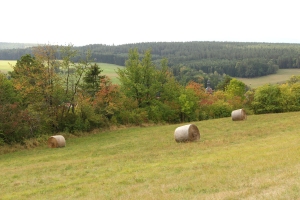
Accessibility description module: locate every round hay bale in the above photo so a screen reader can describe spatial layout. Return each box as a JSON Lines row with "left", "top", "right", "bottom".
{"left": 231, "top": 108, "right": 247, "bottom": 121}
{"left": 174, "top": 124, "right": 200, "bottom": 142}
{"left": 47, "top": 135, "right": 66, "bottom": 148}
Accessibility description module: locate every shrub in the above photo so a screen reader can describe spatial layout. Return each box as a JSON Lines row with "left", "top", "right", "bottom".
{"left": 205, "top": 100, "right": 232, "bottom": 119}
{"left": 252, "top": 84, "right": 283, "bottom": 114}
{"left": 0, "top": 104, "right": 41, "bottom": 144}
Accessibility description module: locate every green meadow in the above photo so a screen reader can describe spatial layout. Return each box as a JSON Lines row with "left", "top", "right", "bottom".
{"left": 236, "top": 69, "right": 300, "bottom": 88}
{"left": 0, "top": 60, "right": 124, "bottom": 84}
{"left": 0, "top": 112, "right": 300, "bottom": 199}
{"left": 95, "top": 62, "right": 124, "bottom": 84}
{"left": 0, "top": 60, "right": 16, "bottom": 73}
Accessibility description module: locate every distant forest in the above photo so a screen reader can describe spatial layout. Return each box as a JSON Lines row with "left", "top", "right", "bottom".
{"left": 1, "top": 41, "right": 300, "bottom": 86}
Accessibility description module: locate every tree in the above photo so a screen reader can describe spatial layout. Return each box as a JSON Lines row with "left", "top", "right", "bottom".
{"left": 216, "top": 75, "right": 232, "bottom": 91}
{"left": 10, "top": 44, "right": 96, "bottom": 134}
{"left": 0, "top": 73, "right": 23, "bottom": 143}
{"left": 225, "top": 78, "right": 246, "bottom": 99}
{"left": 83, "top": 63, "right": 105, "bottom": 97}
{"left": 117, "top": 49, "right": 185, "bottom": 123}
{"left": 10, "top": 54, "right": 45, "bottom": 105}
{"left": 150, "top": 59, "right": 183, "bottom": 123}
{"left": 2, "top": 50, "right": 57, "bottom": 142}
{"left": 93, "top": 77, "right": 121, "bottom": 122}
{"left": 0, "top": 73, "right": 20, "bottom": 105}
{"left": 117, "top": 49, "right": 158, "bottom": 108}
{"left": 225, "top": 78, "right": 247, "bottom": 109}
{"left": 252, "top": 84, "right": 282, "bottom": 114}
{"left": 56, "top": 45, "right": 97, "bottom": 132}
{"left": 179, "top": 88, "right": 198, "bottom": 122}
{"left": 11, "top": 46, "right": 62, "bottom": 133}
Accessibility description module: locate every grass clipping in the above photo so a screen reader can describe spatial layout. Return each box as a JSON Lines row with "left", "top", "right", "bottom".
{"left": 174, "top": 124, "right": 200, "bottom": 142}
{"left": 47, "top": 135, "right": 66, "bottom": 148}
{"left": 231, "top": 108, "right": 247, "bottom": 121}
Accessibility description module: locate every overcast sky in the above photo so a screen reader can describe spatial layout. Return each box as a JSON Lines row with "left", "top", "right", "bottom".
{"left": 1, "top": 0, "right": 299, "bottom": 46}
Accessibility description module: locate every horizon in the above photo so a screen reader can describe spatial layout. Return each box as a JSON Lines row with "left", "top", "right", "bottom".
{"left": 1, "top": 40, "right": 300, "bottom": 48}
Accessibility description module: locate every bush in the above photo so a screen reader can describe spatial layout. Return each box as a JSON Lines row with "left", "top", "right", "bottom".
{"left": 204, "top": 100, "right": 232, "bottom": 119}
{"left": 116, "top": 108, "right": 148, "bottom": 125}
{"left": 252, "top": 84, "right": 283, "bottom": 114}
{"left": 0, "top": 104, "right": 42, "bottom": 144}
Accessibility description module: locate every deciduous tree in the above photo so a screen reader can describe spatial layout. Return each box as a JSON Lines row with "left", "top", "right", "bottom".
{"left": 117, "top": 49, "right": 157, "bottom": 108}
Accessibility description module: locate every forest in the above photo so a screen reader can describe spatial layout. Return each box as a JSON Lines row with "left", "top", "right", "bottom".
{"left": 1, "top": 41, "right": 300, "bottom": 87}
{"left": 1, "top": 43, "right": 300, "bottom": 145}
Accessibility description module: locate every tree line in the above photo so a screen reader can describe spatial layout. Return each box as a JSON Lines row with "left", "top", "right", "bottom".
{"left": 1, "top": 42, "right": 300, "bottom": 84}
{"left": 1, "top": 44, "right": 300, "bottom": 145}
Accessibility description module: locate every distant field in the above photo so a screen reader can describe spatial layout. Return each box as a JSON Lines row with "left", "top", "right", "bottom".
{"left": 0, "top": 60, "right": 124, "bottom": 84}
{"left": 236, "top": 69, "right": 300, "bottom": 88}
{"left": 0, "top": 60, "right": 16, "bottom": 73}
{"left": 96, "top": 62, "right": 124, "bottom": 84}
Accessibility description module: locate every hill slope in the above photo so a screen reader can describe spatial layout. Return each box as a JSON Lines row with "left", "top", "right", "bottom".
{"left": 1, "top": 112, "right": 299, "bottom": 199}
{"left": 236, "top": 68, "right": 300, "bottom": 88}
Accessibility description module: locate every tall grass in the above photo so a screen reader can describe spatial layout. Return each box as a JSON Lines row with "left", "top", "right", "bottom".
{"left": 1, "top": 112, "right": 299, "bottom": 199}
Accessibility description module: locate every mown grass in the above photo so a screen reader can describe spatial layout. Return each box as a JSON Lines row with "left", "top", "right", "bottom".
{"left": 0, "top": 112, "right": 300, "bottom": 199}
{"left": 0, "top": 60, "right": 124, "bottom": 84}
{"left": 236, "top": 69, "right": 300, "bottom": 88}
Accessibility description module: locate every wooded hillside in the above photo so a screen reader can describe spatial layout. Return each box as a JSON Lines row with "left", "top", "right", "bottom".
{"left": 1, "top": 41, "right": 300, "bottom": 82}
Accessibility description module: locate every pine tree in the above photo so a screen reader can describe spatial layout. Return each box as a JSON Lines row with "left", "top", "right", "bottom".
{"left": 83, "top": 63, "right": 105, "bottom": 97}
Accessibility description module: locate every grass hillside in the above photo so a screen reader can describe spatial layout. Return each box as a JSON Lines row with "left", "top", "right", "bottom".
{"left": 236, "top": 69, "right": 300, "bottom": 88}
{"left": 97, "top": 62, "right": 124, "bottom": 84}
{"left": 1, "top": 112, "right": 299, "bottom": 199}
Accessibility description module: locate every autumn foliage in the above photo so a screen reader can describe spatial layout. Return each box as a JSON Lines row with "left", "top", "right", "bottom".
{"left": 2, "top": 45, "right": 300, "bottom": 144}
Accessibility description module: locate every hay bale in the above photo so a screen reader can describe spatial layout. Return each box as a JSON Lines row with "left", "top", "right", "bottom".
{"left": 47, "top": 135, "right": 66, "bottom": 148}
{"left": 231, "top": 108, "right": 247, "bottom": 121}
{"left": 174, "top": 124, "right": 200, "bottom": 142}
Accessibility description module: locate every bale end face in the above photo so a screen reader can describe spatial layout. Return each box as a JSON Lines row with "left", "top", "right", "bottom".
{"left": 187, "top": 124, "right": 200, "bottom": 141}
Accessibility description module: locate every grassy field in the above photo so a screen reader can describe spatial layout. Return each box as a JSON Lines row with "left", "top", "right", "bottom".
{"left": 0, "top": 112, "right": 300, "bottom": 199}
{"left": 236, "top": 69, "right": 300, "bottom": 88}
{"left": 96, "top": 62, "right": 124, "bottom": 84}
{"left": 0, "top": 60, "right": 16, "bottom": 73}
{"left": 0, "top": 60, "right": 124, "bottom": 84}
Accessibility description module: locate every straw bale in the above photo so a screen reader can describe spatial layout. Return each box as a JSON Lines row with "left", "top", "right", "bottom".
{"left": 231, "top": 108, "right": 247, "bottom": 121}
{"left": 174, "top": 124, "right": 200, "bottom": 142}
{"left": 47, "top": 135, "right": 66, "bottom": 148}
